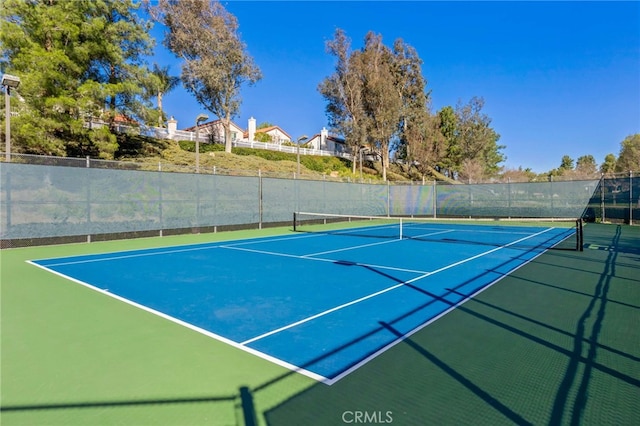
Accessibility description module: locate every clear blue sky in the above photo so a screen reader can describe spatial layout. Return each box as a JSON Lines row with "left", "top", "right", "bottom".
{"left": 150, "top": 1, "right": 640, "bottom": 174}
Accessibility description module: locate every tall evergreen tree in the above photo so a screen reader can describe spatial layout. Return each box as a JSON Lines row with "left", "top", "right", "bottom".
{"left": 437, "top": 106, "right": 458, "bottom": 178}
{"left": 600, "top": 153, "right": 617, "bottom": 175}
{"left": 454, "top": 97, "right": 504, "bottom": 179}
{"left": 615, "top": 134, "right": 640, "bottom": 172}
{"left": 575, "top": 154, "right": 598, "bottom": 176}
{"left": 1, "top": 0, "right": 156, "bottom": 158}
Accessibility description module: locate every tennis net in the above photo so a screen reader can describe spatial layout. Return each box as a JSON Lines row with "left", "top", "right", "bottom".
{"left": 293, "top": 212, "right": 584, "bottom": 251}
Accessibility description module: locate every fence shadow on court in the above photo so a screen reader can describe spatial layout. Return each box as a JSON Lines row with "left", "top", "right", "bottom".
{"left": 259, "top": 224, "right": 639, "bottom": 425}
{"left": 3, "top": 226, "right": 637, "bottom": 425}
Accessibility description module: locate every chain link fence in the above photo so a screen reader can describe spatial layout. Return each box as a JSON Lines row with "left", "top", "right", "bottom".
{"left": 1, "top": 154, "right": 627, "bottom": 248}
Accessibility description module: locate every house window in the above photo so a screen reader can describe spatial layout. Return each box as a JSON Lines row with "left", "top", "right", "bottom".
{"left": 231, "top": 131, "right": 237, "bottom": 141}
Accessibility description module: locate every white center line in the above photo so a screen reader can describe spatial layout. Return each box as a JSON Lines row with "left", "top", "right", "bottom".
{"left": 240, "top": 227, "right": 555, "bottom": 345}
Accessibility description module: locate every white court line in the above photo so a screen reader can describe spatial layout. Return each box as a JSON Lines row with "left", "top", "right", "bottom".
{"left": 326, "top": 225, "right": 577, "bottom": 385}
{"left": 40, "top": 244, "right": 223, "bottom": 267}
{"left": 240, "top": 227, "right": 555, "bottom": 346}
{"left": 26, "top": 259, "right": 331, "bottom": 384}
{"left": 303, "top": 229, "right": 455, "bottom": 258}
{"left": 221, "top": 245, "right": 431, "bottom": 275}
{"left": 27, "top": 225, "right": 563, "bottom": 386}
{"left": 36, "top": 232, "right": 323, "bottom": 267}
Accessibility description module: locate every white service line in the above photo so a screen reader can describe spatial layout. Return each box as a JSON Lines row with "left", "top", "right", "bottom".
{"left": 221, "top": 245, "right": 431, "bottom": 275}
{"left": 302, "top": 229, "right": 455, "bottom": 258}
{"left": 240, "top": 227, "right": 556, "bottom": 345}
{"left": 36, "top": 232, "right": 323, "bottom": 267}
{"left": 40, "top": 244, "right": 222, "bottom": 267}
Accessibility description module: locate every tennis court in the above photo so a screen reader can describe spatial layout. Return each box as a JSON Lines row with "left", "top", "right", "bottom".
{"left": 2, "top": 161, "right": 639, "bottom": 425}
{"left": 29, "top": 217, "right": 580, "bottom": 383}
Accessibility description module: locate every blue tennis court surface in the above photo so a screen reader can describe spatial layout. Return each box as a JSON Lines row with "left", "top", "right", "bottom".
{"left": 29, "top": 222, "right": 576, "bottom": 384}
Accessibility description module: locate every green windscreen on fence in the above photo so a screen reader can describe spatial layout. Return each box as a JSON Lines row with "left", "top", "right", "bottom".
{"left": 1, "top": 162, "right": 604, "bottom": 244}
{"left": 586, "top": 173, "right": 639, "bottom": 224}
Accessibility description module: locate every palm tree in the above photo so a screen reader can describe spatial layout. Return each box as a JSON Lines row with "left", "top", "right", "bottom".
{"left": 151, "top": 63, "right": 180, "bottom": 127}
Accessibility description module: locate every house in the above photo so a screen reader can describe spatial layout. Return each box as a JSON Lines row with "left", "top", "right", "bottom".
{"left": 182, "top": 118, "right": 245, "bottom": 143}
{"left": 243, "top": 117, "right": 292, "bottom": 144}
{"left": 306, "top": 127, "right": 348, "bottom": 154}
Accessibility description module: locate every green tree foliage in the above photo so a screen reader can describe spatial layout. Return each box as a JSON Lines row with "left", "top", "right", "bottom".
{"left": 320, "top": 29, "right": 431, "bottom": 181}
{"left": 600, "top": 153, "right": 617, "bottom": 175}
{"left": 254, "top": 132, "right": 272, "bottom": 143}
{"left": 575, "top": 154, "right": 598, "bottom": 177}
{"left": 318, "top": 29, "right": 367, "bottom": 174}
{"left": 392, "top": 38, "right": 430, "bottom": 156}
{"left": 1, "top": 0, "right": 156, "bottom": 158}
{"left": 154, "top": 0, "right": 262, "bottom": 153}
{"left": 615, "top": 134, "right": 640, "bottom": 172}
{"left": 437, "top": 106, "right": 458, "bottom": 177}
{"left": 319, "top": 29, "right": 503, "bottom": 182}
{"left": 359, "top": 32, "right": 402, "bottom": 181}
{"left": 559, "top": 155, "right": 575, "bottom": 171}
{"left": 150, "top": 63, "right": 180, "bottom": 127}
{"left": 454, "top": 97, "right": 504, "bottom": 180}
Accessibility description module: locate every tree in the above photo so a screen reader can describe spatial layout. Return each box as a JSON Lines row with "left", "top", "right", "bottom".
{"left": 89, "top": 0, "right": 156, "bottom": 130}
{"left": 151, "top": 64, "right": 180, "bottom": 127}
{"left": 154, "top": 0, "right": 262, "bottom": 153}
{"left": 559, "top": 155, "right": 574, "bottom": 171}
{"left": 615, "top": 134, "right": 640, "bottom": 172}
{"left": 359, "top": 32, "right": 402, "bottom": 181}
{"left": 600, "top": 153, "right": 617, "bottom": 175}
{"left": 575, "top": 154, "right": 598, "bottom": 177}
{"left": 318, "top": 29, "right": 367, "bottom": 174}
{"left": 437, "top": 106, "right": 458, "bottom": 178}
{"left": 392, "top": 38, "right": 430, "bottom": 159}
{"left": 1, "top": 0, "right": 156, "bottom": 158}
{"left": 502, "top": 167, "right": 536, "bottom": 183}
{"left": 454, "top": 97, "right": 504, "bottom": 179}
{"left": 403, "top": 109, "right": 445, "bottom": 180}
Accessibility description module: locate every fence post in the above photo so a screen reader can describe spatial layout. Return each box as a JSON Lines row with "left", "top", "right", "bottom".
{"left": 4, "top": 172, "right": 11, "bottom": 235}
{"left": 600, "top": 173, "right": 605, "bottom": 223}
{"left": 630, "top": 171, "right": 634, "bottom": 226}
{"left": 550, "top": 175, "right": 554, "bottom": 218}
{"left": 86, "top": 167, "right": 91, "bottom": 243}
{"left": 386, "top": 181, "right": 391, "bottom": 217}
{"left": 433, "top": 180, "right": 437, "bottom": 218}
{"left": 507, "top": 177, "right": 512, "bottom": 219}
{"left": 158, "top": 169, "right": 163, "bottom": 237}
{"left": 258, "top": 169, "right": 263, "bottom": 230}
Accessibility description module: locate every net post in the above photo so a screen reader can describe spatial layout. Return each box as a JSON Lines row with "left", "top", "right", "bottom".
{"left": 579, "top": 219, "right": 584, "bottom": 251}
{"left": 293, "top": 212, "right": 297, "bottom": 232}
{"left": 399, "top": 217, "right": 403, "bottom": 240}
{"left": 575, "top": 218, "right": 583, "bottom": 251}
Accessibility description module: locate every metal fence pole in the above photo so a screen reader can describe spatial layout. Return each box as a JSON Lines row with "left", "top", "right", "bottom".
{"left": 600, "top": 174, "right": 605, "bottom": 223}
{"left": 630, "top": 171, "right": 634, "bottom": 225}
{"left": 158, "top": 169, "right": 163, "bottom": 237}
{"left": 507, "top": 177, "right": 512, "bottom": 219}
{"left": 433, "top": 180, "right": 437, "bottom": 218}
{"left": 4, "top": 171, "right": 11, "bottom": 234}
{"left": 386, "top": 181, "right": 390, "bottom": 217}
{"left": 258, "top": 169, "right": 263, "bottom": 230}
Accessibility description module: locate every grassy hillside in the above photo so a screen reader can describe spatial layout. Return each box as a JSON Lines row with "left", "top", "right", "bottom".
{"left": 112, "top": 134, "right": 457, "bottom": 182}
{"left": 113, "top": 134, "right": 387, "bottom": 181}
